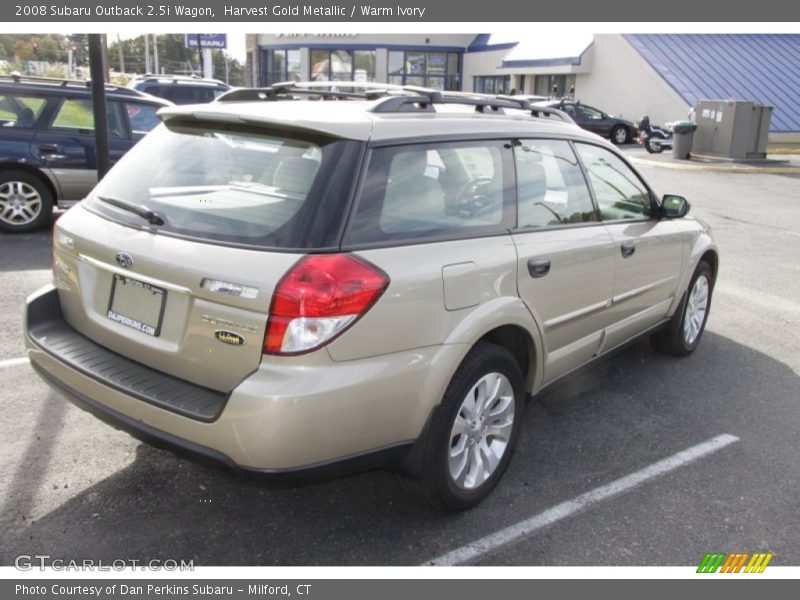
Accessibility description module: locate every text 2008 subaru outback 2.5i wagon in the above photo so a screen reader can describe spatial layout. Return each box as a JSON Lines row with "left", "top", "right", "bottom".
{"left": 25, "top": 83, "right": 718, "bottom": 510}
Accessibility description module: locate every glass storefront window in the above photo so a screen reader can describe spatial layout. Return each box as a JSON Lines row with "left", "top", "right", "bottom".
{"left": 330, "top": 50, "right": 353, "bottom": 81}
{"left": 387, "top": 50, "right": 462, "bottom": 90}
{"left": 534, "top": 74, "right": 576, "bottom": 97}
{"left": 448, "top": 54, "right": 459, "bottom": 77}
{"left": 311, "top": 49, "right": 374, "bottom": 82}
{"left": 264, "top": 49, "right": 302, "bottom": 84}
{"left": 287, "top": 50, "right": 301, "bottom": 81}
{"left": 388, "top": 51, "right": 404, "bottom": 76}
{"left": 474, "top": 76, "right": 510, "bottom": 94}
{"left": 406, "top": 52, "right": 426, "bottom": 76}
{"left": 310, "top": 49, "right": 329, "bottom": 80}
{"left": 426, "top": 53, "right": 447, "bottom": 76}
{"left": 354, "top": 50, "right": 376, "bottom": 82}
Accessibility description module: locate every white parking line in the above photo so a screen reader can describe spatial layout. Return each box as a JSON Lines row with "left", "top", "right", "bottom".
{"left": 426, "top": 433, "right": 740, "bottom": 566}
{"left": 0, "top": 356, "right": 29, "bottom": 369}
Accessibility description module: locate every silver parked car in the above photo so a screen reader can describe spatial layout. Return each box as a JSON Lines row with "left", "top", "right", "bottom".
{"left": 25, "top": 83, "right": 718, "bottom": 510}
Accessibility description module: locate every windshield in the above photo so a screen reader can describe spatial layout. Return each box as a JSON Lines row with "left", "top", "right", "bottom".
{"left": 86, "top": 122, "right": 362, "bottom": 249}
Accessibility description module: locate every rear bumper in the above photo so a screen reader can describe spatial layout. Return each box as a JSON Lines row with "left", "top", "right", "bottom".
{"left": 29, "top": 361, "right": 411, "bottom": 480}
{"left": 26, "top": 285, "right": 464, "bottom": 474}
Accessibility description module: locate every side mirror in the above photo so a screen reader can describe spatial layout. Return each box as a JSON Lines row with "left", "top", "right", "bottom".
{"left": 661, "top": 194, "right": 690, "bottom": 218}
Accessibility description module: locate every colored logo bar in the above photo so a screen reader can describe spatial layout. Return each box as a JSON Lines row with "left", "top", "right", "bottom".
{"left": 697, "top": 552, "right": 773, "bottom": 573}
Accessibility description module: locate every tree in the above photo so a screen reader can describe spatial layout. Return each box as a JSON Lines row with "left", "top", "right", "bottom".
{"left": 105, "top": 34, "right": 245, "bottom": 85}
{"left": 10, "top": 35, "right": 65, "bottom": 62}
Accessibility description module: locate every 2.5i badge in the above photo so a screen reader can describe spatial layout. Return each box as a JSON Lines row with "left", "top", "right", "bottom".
{"left": 214, "top": 330, "right": 245, "bottom": 346}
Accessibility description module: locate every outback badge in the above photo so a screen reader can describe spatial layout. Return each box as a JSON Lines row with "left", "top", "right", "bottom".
{"left": 215, "top": 330, "right": 245, "bottom": 346}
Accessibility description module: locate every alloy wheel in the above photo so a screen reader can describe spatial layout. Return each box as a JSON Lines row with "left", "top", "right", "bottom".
{"left": 448, "top": 372, "right": 515, "bottom": 490}
{"left": 0, "top": 181, "right": 42, "bottom": 226}
{"left": 683, "top": 274, "right": 710, "bottom": 346}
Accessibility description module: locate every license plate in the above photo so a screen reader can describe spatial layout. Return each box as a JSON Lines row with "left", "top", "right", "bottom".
{"left": 107, "top": 274, "right": 167, "bottom": 337}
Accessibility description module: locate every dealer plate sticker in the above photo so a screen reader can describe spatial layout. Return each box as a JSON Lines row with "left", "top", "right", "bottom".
{"left": 107, "top": 274, "right": 167, "bottom": 337}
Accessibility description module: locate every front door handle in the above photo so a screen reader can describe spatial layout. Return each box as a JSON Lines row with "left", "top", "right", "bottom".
{"left": 527, "top": 258, "right": 551, "bottom": 278}
{"left": 621, "top": 241, "right": 636, "bottom": 258}
{"left": 38, "top": 143, "right": 60, "bottom": 154}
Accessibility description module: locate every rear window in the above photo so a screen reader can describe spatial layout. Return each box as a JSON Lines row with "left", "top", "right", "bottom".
{"left": 0, "top": 93, "right": 47, "bottom": 128}
{"left": 85, "top": 122, "right": 362, "bottom": 249}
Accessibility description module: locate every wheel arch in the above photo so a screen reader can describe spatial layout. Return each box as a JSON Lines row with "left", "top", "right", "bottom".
{"left": 475, "top": 325, "right": 537, "bottom": 393}
{"left": 442, "top": 296, "right": 544, "bottom": 396}
{"left": 668, "top": 233, "right": 719, "bottom": 316}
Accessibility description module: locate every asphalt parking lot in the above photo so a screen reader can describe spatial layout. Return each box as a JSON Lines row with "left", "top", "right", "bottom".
{"left": 1, "top": 156, "right": 798, "bottom": 567}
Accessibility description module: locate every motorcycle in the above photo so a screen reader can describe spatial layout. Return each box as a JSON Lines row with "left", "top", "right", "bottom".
{"left": 637, "top": 116, "right": 673, "bottom": 154}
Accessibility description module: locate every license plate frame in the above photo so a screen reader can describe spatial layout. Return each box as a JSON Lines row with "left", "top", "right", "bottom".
{"left": 107, "top": 273, "right": 167, "bottom": 337}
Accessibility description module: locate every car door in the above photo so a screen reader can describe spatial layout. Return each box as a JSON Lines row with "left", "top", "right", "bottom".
{"left": 32, "top": 97, "right": 131, "bottom": 200}
{"left": 574, "top": 143, "right": 685, "bottom": 351}
{"left": 511, "top": 139, "right": 617, "bottom": 384}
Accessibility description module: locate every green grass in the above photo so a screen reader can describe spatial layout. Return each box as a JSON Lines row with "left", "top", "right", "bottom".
{"left": 52, "top": 99, "right": 95, "bottom": 129}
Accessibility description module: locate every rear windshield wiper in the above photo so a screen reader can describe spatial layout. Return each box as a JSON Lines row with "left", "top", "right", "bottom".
{"left": 96, "top": 196, "right": 166, "bottom": 226}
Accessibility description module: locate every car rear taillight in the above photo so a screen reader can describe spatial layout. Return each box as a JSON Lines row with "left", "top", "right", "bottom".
{"left": 263, "top": 254, "right": 389, "bottom": 355}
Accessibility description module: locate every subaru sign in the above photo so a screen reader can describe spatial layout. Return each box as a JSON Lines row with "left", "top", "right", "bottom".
{"left": 185, "top": 34, "right": 227, "bottom": 50}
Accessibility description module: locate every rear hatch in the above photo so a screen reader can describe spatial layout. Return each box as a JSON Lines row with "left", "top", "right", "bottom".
{"left": 52, "top": 117, "right": 363, "bottom": 392}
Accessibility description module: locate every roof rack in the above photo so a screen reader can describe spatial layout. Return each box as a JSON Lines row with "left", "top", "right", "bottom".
{"left": 215, "top": 81, "right": 574, "bottom": 123}
{"left": 370, "top": 88, "right": 573, "bottom": 122}
{"left": 133, "top": 74, "right": 227, "bottom": 85}
{"left": 0, "top": 73, "right": 143, "bottom": 96}
{"left": 217, "top": 81, "right": 397, "bottom": 103}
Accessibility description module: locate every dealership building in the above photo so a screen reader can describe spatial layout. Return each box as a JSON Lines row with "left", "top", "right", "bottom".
{"left": 245, "top": 33, "right": 800, "bottom": 142}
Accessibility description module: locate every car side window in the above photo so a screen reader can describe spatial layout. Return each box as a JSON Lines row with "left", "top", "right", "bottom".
{"left": 577, "top": 105, "right": 603, "bottom": 120}
{"left": 576, "top": 143, "right": 653, "bottom": 220}
{"left": 560, "top": 104, "right": 577, "bottom": 117}
{"left": 515, "top": 139, "right": 597, "bottom": 228}
{"left": 347, "top": 140, "right": 514, "bottom": 244}
{"left": 51, "top": 98, "right": 128, "bottom": 138}
{"left": 125, "top": 103, "right": 161, "bottom": 139}
{"left": 0, "top": 93, "right": 47, "bottom": 128}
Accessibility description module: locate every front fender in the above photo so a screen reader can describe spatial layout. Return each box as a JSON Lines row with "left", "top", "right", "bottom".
{"left": 668, "top": 225, "right": 719, "bottom": 316}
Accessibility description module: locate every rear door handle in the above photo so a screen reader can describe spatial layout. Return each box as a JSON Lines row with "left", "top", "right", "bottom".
{"left": 527, "top": 258, "right": 551, "bottom": 278}
{"left": 621, "top": 241, "right": 636, "bottom": 258}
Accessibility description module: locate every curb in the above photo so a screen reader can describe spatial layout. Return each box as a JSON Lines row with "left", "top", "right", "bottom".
{"left": 628, "top": 156, "right": 800, "bottom": 174}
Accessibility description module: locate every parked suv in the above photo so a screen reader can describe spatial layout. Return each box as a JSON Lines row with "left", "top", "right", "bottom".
{"left": 25, "top": 83, "right": 718, "bottom": 510}
{"left": 0, "top": 74, "right": 171, "bottom": 232}
{"left": 128, "top": 75, "right": 231, "bottom": 105}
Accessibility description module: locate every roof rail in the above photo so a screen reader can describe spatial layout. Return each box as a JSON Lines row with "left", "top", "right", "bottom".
{"left": 217, "top": 80, "right": 401, "bottom": 103}
{"left": 214, "top": 80, "right": 574, "bottom": 123}
{"left": 373, "top": 89, "right": 575, "bottom": 123}
{"left": 0, "top": 73, "right": 143, "bottom": 96}
{"left": 134, "top": 73, "right": 227, "bottom": 85}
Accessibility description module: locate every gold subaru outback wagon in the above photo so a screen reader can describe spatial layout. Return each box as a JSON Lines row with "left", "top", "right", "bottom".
{"left": 25, "top": 83, "right": 718, "bottom": 510}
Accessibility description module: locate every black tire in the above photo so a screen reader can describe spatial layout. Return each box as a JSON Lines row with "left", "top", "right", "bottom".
{"left": 0, "top": 170, "right": 54, "bottom": 233}
{"left": 645, "top": 137, "right": 665, "bottom": 154}
{"left": 652, "top": 261, "right": 714, "bottom": 356}
{"left": 400, "top": 342, "right": 524, "bottom": 511}
{"left": 611, "top": 125, "right": 630, "bottom": 145}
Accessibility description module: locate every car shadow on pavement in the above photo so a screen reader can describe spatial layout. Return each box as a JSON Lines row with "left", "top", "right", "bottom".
{"left": 1, "top": 331, "right": 798, "bottom": 566}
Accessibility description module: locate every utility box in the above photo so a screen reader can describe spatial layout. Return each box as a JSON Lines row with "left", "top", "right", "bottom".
{"left": 692, "top": 100, "right": 773, "bottom": 159}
